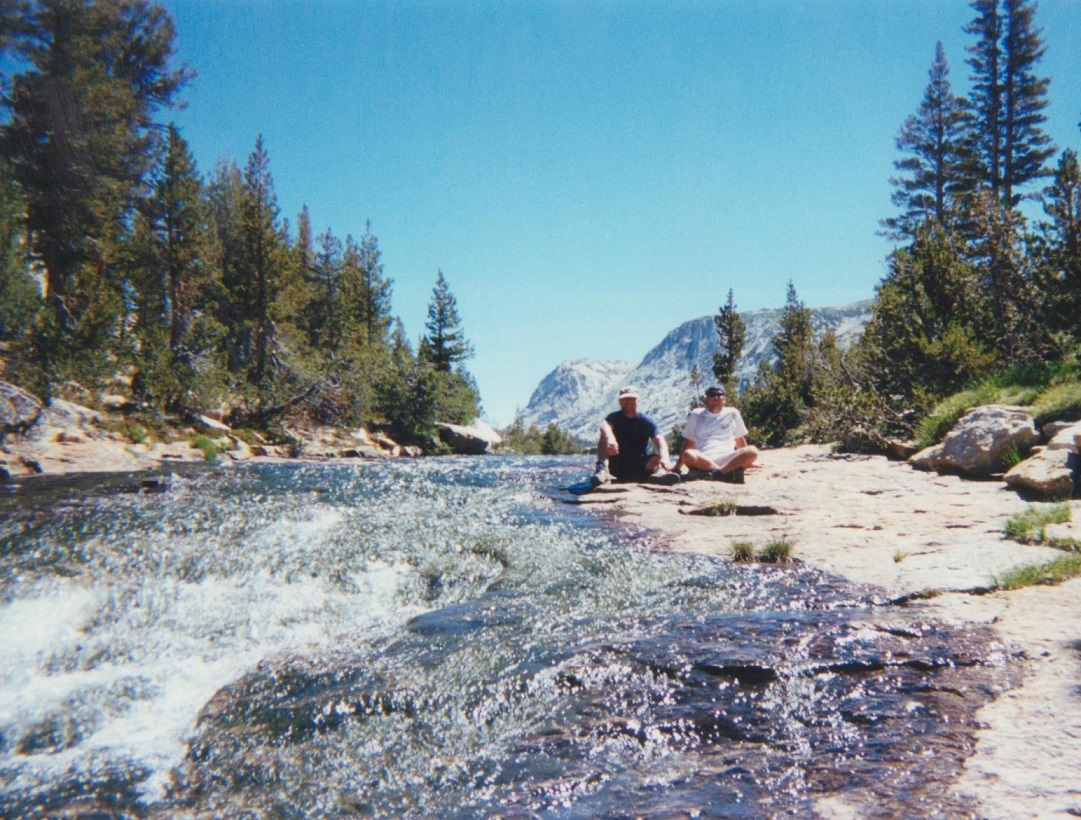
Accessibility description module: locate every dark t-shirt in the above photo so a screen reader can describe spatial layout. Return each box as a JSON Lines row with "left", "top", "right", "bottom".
{"left": 605, "top": 410, "right": 659, "bottom": 480}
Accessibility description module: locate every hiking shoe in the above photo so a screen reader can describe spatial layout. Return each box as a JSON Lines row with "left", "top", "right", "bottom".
{"left": 711, "top": 468, "right": 745, "bottom": 484}
{"left": 589, "top": 464, "right": 611, "bottom": 487}
{"left": 653, "top": 471, "right": 681, "bottom": 486}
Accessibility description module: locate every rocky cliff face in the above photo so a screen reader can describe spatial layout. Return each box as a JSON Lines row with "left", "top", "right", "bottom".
{"left": 518, "top": 300, "right": 873, "bottom": 441}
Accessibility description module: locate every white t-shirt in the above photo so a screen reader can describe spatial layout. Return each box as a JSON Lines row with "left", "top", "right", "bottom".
{"left": 683, "top": 406, "right": 748, "bottom": 460}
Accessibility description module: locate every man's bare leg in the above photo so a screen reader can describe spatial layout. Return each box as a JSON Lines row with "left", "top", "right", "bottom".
{"left": 679, "top": 446, "right": 758, "bottom": 474}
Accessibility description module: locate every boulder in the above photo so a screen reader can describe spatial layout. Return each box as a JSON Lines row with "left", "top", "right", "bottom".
{"left": 1003, "top": 421, "right": 1081, "bottom": 499}
{"left": 195, "top": 414, "right": 233, "bottom": 434}
{"left": 910, "top": 405, "right": 1040, "bottom": 477}
{"left": 0, "top": 380, "right": 43, "bottom": 434}
{"left": 436, "top": 420, "right": 502, "bottom": 455}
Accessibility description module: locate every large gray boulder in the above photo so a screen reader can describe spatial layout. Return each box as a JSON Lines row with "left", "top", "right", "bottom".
{"left": 0, "top": 380, "right": 43, "bottom": 434}
{"left": 910, "top": 405, "right": 1040, "bottom": 477}
{"left": 436, "top": 420, "right": 502, "bottom": 455}
{"left": 1003, "top": 421, "right": 1081, "bottom": 499}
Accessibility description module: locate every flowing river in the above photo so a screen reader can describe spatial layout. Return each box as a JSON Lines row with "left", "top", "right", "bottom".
{"left": 0, "top": 456, "right": 1015, "bottom": 817}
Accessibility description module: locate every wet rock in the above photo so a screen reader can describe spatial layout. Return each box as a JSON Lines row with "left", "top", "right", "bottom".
{"left": 910, "top": 405, "right": 1040, "bottom": 477}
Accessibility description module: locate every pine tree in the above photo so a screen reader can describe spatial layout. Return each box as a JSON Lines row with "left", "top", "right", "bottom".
{"left": 156, "top": 125, "right": 212, "bottom": 354}
{"left": 963, "top": 0, "right": 1054, "bottom": 208}
{"left": 307, "top": 226, "right": 342, "bottom": 348}
{"left": 883, "top": 42, "right": 969, "bottom": 240}
{"left": 239, "top": 135, "right": 287, "bottom": 384}
{"left": 860, "top": 222, "right": 993, "bottom": 404}
{"left": 773, "top": 281, "right": 814, "bottom": 394}
{"left": 419, "top": 270, "right": 473, "bottom": 372}
{"left": 127, "top": 124, "right": 221, "bottom": 410}
{"left": 356, "top": 222, "right": 393, "bottom": 348}
{"left": 206, "top": 157, "right": 247, "bottom": 374}
{"left": 0, "top": 157, "right": 38, "bottom": 343}
{"left": 712, "top": 288, "right": 745, "bottom": 395}
{"left": 1035, "top": 148, "right": 1081, "bottom": 337}
{"left": 1, "top": 0, "right": 190, "bottom": 380}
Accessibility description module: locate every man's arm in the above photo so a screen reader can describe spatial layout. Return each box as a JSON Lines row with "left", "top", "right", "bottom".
{"left": 652, "top": 434, "right": 673, "bottom": 470}
{"left": 599, "top": 420, "right": 619, "bottom": 456}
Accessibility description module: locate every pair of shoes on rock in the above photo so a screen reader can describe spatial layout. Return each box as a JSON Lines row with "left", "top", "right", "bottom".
{"left": 589, "top": 463, "right": 611, "bottom": 487}
{"left": 710, "top": 468, "right": 745, "bottom": 484}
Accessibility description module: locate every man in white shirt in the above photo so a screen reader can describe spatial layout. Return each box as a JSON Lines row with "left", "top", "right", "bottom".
{"left": 675, "top": 384, "right": 758, "bottom": 482}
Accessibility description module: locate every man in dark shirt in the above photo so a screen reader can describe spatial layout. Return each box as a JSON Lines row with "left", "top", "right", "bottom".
{"left": 591, "top": 386, "right": 678, "bottom": 486}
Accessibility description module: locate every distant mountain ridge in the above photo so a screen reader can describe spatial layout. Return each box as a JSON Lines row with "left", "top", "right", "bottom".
{"left": 518, "top": 300, "right": 873, "bottom": 441}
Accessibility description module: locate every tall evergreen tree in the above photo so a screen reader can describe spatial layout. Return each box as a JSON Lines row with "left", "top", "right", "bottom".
{"left": 712, "top": 288, "right": 745, "bottom": 395}
{"left": 0, "top": 157, "right": 38, "bottom": 343}
{"left": 963, "top": 0, "right": 1054, "bottom": 208}
{"left": 238, "top": 135, "right": 287, "bottom": 384}
{"left": 419, "top": 270, "right": 473, "bottom": 372}
{"left": 127, "top": 123, "right": 221, "bottom": 409}
{"left": 1, "top": 0, "right": 190, "bottom": 379}
{"left": 354, "top": 222, "right": 393, "bottom": 348}
{"left": 155, "top": 124, "right": 212, "bottom": 354}
{"left": 205, "top": 157, "right": 247, "bottom": 374}
{"left": 883, "top": 42, "right": 969, "bottom": 240}
{"left": 1035, "top": 148, "right": 1081, "bottom": 337}
{"left": 773, "top": 281, "right": 814, "bottom": 395}
{"left": 307, "top": 226, "right": 342, "bottom": 348}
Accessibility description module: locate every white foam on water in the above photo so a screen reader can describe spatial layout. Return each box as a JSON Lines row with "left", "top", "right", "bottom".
{"left": 1, "top": 547, "right": 421, "bottom": 803}
{"left": 0, "top": 584, "right": 102, "bottom": 720}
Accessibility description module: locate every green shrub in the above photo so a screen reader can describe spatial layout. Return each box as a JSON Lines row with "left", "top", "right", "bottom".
{"left": 190, "top": 434, "right": 229, "bottom": 462}
{"left": 121, "top": 420, "right": 149, "bottom": 445}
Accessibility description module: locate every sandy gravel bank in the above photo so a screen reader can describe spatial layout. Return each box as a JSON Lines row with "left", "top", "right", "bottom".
{"left": 576, "top": 444, "right": 1081, "bottom": 819}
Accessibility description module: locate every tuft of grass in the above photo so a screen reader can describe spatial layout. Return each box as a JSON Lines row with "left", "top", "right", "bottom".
{"left": 731, "top": 541, "right": 755, "bottom": 562}
{"left": 1030, "top": 382, "right": 1081, "bottom": 426}
{"left": 1001, "top": 444, "right": 1024, "bottom": 471}
{"left": 893, "top": 550, "right": 907, "bottom": 563}
{"left": 913, "top": 386, "right": 996, "bottom": 450}
{"left": 695, "top": 499, "right": 738, "bottom": 517}
{"left": 993, "top": 554, "right": 1081, "bottom": 590}
{"left": 1004, "top": 504, "right": 1072, "bottom": 545}
{"left": 760, "top": 537, "right": 795, "bottom": 563}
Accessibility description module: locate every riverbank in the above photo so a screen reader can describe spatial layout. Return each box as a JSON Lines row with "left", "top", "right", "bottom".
{"left": 577, "top": 444, "right": 1081, "bottom": 818}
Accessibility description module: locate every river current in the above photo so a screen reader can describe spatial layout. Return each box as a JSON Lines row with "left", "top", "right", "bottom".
{"left": 1, "top": 456, "right": 1014, "bottom": 817}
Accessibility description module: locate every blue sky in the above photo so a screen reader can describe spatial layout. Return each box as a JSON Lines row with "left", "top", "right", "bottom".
{"left": 161, "top": 0, "right": 1081, "bottom": 427}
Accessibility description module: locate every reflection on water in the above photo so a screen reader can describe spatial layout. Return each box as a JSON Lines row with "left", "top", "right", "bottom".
{"left": 0, "top": 456, "right": 1014, "bottom": 817}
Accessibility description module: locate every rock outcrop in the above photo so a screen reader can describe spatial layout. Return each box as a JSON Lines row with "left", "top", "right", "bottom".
{"left": 910, "top": 405, "right": 1040, "bottom": 477}
{"left": 0, "top": 380, "right": 44, "bottom": 433}
{"left": 1003, "top": 421, "right": 1081, "bottom": 499}
{"left": 436, "top": 420, "right": 502, "bottom": 455}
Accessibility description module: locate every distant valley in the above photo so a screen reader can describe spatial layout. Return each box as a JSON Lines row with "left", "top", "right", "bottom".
{"left": 516, "top": 301, "right": 873, "bottom": 440}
